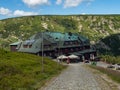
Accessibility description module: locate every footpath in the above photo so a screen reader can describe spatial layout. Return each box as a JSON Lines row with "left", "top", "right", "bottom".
{"left": 41, "top": 63, "right": 117, "bottom": 90}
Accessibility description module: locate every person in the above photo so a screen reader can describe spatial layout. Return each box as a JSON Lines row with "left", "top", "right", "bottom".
{"left": 82, "top": 55, "right": 85, "bottom": 62}
{"left": 115, "top": 64, "right": 118, "bottom": 70}
{"left": 57, "top": 59, "right": 60, "bottom": 63}
{"left": 67, "top": 57, "right": 70, "bottom": 64}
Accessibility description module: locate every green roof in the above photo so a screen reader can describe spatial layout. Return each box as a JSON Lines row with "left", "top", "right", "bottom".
{"left": 10, "top": 42, "right": 21, "bottom": 46}
{"left": 44, "top": 32, "right": 64, "bottom": 41}
{"left": 64, "top": 33, "right": 78, "bottom": 41}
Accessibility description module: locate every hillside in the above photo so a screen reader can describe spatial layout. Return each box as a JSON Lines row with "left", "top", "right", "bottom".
{"left": 0, "top": 49, "right": 66, "bottom": 89}
{"left": 0, "top": 15, "right": 120, "bottom": 50}
{"left": 96, "top": 33, "right": 120, "bottom": 56}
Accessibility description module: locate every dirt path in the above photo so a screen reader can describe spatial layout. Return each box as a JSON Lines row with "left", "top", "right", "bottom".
{"left": 41, "top": 63, "right": 118, "bottom": 90}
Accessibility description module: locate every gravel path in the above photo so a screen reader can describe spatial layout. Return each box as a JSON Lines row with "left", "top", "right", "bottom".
{"left": 42, "top": 63, "right": 113, "bottom": 90}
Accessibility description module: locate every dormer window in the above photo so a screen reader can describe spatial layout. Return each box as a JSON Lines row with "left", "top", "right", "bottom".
{"left": 55, "top": 37, "right": 58, "bottom": 40}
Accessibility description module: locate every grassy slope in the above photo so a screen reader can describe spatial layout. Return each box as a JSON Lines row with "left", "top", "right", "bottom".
{"left": 0, "top": 49, "right": 66, "bottom": 90}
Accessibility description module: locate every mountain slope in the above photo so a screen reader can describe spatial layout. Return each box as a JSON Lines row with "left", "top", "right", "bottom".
{"left": 0, "top": 15, "right": 120, "bottom": 49}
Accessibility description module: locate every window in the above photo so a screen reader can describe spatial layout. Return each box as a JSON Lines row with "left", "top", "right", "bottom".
{"left": 71, "top": 48, "right": 73, "bottom": 52}
{"left": 64, "top": 41, "right": 69, "bottom": 45}
{"left": 29, "top": 45, "right": 32, "bottom": 48}
{"left": 76, "top": 48, "right": 78, "bottom": 51}
{"left": 79, "top": 47, "right": 83, "bottom": 51}
{"left": 23, "top": 45, "right": 28, "bottom": 48}
{"left": 70, "top": 41, "right": 73, "bottom": 45}
{"left": 73, "top": 41, "right": 79, "bottom": 45}
{"left": 44, "top": 45, "right": 51, "bottom": 49}
{"left": 65, "top": 49, "right": 68, "bottom": 53}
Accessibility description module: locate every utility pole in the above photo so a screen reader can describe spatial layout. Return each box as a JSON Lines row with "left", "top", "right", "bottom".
{"left": 42, "top": 32, "right": 44, "bottom": 73}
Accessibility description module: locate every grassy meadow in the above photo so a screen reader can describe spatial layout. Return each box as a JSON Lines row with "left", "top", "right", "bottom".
{"left": 0, "top": 49, "right": 67, "bottom": 90}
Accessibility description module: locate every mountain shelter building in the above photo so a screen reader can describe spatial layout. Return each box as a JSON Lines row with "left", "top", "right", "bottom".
{"left": 10, "top": 31, "right": 97, "bottom": 62}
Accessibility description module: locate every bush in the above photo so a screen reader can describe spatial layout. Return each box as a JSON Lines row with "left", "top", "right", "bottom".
{"left": 101, "top": 55, "right": 120, "bottom": 64}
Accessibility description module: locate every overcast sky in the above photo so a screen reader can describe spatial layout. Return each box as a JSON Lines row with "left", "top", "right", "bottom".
{"left": 0, "top": 0, "right": 120, "bottom": 20}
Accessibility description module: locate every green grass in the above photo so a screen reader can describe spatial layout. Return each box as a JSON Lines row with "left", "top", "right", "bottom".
{"left": 0, "top": 49, "right": 67, "bottom": 90}
{"left": 90, "top": 65, "right": 120, "bottom": 83}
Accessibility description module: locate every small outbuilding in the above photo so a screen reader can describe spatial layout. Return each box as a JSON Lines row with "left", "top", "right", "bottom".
{"left": 9, "top": 42, "right": 21, "bottom": 52}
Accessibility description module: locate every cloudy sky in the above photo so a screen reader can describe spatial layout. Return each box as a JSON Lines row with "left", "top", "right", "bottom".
{"left": 0, "top": 0, "right": 120, "bottom": 20}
